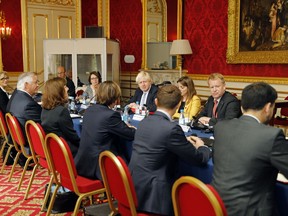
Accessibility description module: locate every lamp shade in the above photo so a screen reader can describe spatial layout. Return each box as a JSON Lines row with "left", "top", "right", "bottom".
{"left": 170, "top": 39, "right": 192, "bottom": 55}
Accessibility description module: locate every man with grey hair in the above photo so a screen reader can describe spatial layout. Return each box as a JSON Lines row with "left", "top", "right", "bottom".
{"left": 6, "top": 72, "right": 42, "bottom": 167}
{"left": 128, "top": 71, "right": 158, "bottom": 112}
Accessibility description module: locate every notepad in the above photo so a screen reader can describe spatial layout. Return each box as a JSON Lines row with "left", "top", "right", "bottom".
{"left": 277, "top": 173, "right": 288, "bottom": 184}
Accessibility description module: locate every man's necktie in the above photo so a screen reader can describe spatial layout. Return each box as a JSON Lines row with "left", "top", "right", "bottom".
{"left": 213, "top": 100, "right": 218, "bottom": 118}
{"left": 140, "top": 92, "right": 147, "bottom": 106}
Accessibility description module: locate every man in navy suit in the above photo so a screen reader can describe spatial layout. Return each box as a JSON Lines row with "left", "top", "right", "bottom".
{"left": 6, "top": 72, "right": 42, "bottom": 166}
{"left": 197, "top": 73, "right": 241, "bottom": 126}
{"left": 128, "top": 71, "right": 158, "bottom": 112}
{"left": 129, "top": 85, "right": 211, "bottom": 215}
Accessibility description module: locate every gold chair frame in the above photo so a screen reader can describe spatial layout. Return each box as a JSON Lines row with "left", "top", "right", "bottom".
{"left": 44, "top": 133, "right": 106, "bottom": 216}
{"left": 24, "top": 120, "right": 53, "bottom": 202}
{"left": 99, "top": 150, "right": 138, "bottom": 216}
{"left": 0, "top": 111, "right": 14, "bottom": 174}
{"left": 172, "top": 176, "right": 225, "bottom": 216}
{"left": 5, "top": 113, "right": 34, "bottom": 191}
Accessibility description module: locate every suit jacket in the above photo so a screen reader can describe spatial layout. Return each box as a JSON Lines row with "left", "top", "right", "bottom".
{"left": 6, "top": 90, "right": 42, "bottom": 143}
{"left": 129, "top": 111, "right": 211, "bottom": 215}
{"left": 75, "top": 104, "right": 136, "bottom": 180}
{"left": 128, "top": 84, "right": 158, "bottom": 112}
{"left": 66, "top": 76, "right": 76, "bottom": 98}
{"left": 41, "top": 105, "right": 80, "bottom": 157}
{"left": 197, "top": 91, "right": 241, "bottom": 125}
{"left": 173, "top": 94, "right": 201, "bottom": 120}
{"left": 211, "top": 115, "right": 288, "bottom": 216}
{"left": 0, "top": 87, "right": 9, "bottom": 113}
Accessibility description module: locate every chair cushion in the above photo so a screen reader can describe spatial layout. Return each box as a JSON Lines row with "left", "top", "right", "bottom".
{"left": 75, "top": 175, "right": 104, "bottom": 193}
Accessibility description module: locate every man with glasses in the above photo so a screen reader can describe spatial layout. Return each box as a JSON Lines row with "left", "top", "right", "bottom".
{"left": 57, "top": 66, "right": 76, "bottom": 98}
{"left": 196, "top": 73, "right": 241, "bottom": 126}
{"left": 6, "top": 72, "right": 42, "bottom": 168}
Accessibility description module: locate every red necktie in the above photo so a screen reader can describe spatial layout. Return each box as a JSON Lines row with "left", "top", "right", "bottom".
{"left": 213, "top": 100, "right": 218, "bottom": 118}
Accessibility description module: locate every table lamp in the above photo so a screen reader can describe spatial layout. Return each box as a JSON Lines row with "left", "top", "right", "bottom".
{"left": 170, "top": 39, "right": 192, "bottom": 78}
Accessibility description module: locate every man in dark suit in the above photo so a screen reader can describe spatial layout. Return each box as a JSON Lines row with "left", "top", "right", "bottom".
{"left": 212, "top": 82, "right": 288, "bottom": 216}
{"left": 57, "top": 66, "right": 76, "bottom": 98}
{"left": 128, "top": 71, "right": 158, "bottom": 112}
{"left": 129, "top": 85, "right": 211, "bottom": 215}
{"left": 197, "top": 73, "right": 241, "bottom": 126}
{"left": 6, "top": 72, "right": 42, "bottom": 167}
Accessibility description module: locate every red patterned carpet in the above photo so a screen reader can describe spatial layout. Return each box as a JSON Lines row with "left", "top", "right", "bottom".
{"left": 0, "top": 160, "right": 83, "bottom": 216}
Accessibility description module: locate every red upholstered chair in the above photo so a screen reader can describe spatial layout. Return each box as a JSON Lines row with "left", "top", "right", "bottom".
{"left": 24, "top": 120, "right": 53, "bottom": 202}
{"left": 172, "top": 176, "right": 227, "bottom": 216}
{"left": 5, "top": 113, "right": 34, "bottom": 190}
{"left": 0, "top": 111, "right": 14, "bottom": 173}
{"left": 99, "top": 150, "right": 159, "bottom": 216}
{"left": 44, "top": 133, "right": 105, "bottom": 216}
{"left": 273, "top": 96, "right": 288, "bottom": 132}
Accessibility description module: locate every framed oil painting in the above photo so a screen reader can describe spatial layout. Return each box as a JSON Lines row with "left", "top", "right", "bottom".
{"left": 227, "top": 0, "right": 288, "bottom": 64}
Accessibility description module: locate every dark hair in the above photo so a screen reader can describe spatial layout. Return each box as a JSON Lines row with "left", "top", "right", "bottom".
{"left": 177, "top": 76, "right": 197, "bottom": 101}
{"left": 156, "top": 85, "right": 181, "bottom": 109}
{"left": 96, "top": 81, "right": 121, "bottom": 106}
{"left": 88, "top": 71, "right": 102, "bottom": 84}
{"left": 241, "top": 82, "right": 277, "bottom": 111}
{"left": 42, "top": 77, "right": 68, "bottom": 109}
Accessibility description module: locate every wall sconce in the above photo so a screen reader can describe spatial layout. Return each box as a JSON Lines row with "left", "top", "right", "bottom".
{"left": 0, "top": 10, "right": 12, "bottom": 39}
{"left": 170, "top": 39, "right": 192, "bottom": 78}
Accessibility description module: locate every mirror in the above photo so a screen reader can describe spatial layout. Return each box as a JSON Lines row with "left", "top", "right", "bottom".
{"left": 141, "top": 0, "right": 182, "bottom": 70}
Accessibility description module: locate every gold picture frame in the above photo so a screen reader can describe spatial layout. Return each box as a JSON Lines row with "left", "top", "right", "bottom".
{"left": 227, "top": 0, "right": 288, "bottom": 64}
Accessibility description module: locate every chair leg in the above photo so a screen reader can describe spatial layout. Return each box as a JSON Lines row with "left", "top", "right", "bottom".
{"left": 8, "top": 152, "right": 20, "bottom": 182}
{"left": 24, "top": 163, "right": 39, "bottom": 199}
{"left": 41, "top": 174, "right": 54, "bottom": 212}
{"left": 46, "top": 183, "right": 60, "bottom": 216}
{"left": 0, "top": 140, "right": 7, "bottom": 160}
{"left": 0, "top": 144, "right": 13, "bottom": 174}
{"left": 17, "top": 157, "right": 33, "bottom": 191}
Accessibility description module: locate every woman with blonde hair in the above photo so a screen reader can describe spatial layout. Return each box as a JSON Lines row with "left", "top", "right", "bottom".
{"left": 41, "top": 77, "right": 79, "bottom": 157}
{"left": 0, "top": 71, "right": 9, "bottom": 113}
{"left": 173, "top": 76, "right": 201, "bottom": 120}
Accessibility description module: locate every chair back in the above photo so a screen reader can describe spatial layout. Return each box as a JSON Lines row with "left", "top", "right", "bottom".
{"left": 25, "top": 120, "right": 47, "bottom": 168}
{"left": 280, "top": 96, "right": 288, "bottom": 116}
{"left": 99, "top": 150, "right": 138, "bottom": 215}
{"left": 0, "top": 110, "right": 9, "bottom": 141}
{"left": 5, "top": 113, "right": 26, "bottom": 155}
{"left": 44, "top": 133, "right": 78, "bottom": 192}
{"left": 172, "top": 176, "right": 227, "bottom": 216}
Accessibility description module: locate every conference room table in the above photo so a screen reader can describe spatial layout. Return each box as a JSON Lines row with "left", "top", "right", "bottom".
{"left": 72, "top": 115, "right": 288, "bottom": 215}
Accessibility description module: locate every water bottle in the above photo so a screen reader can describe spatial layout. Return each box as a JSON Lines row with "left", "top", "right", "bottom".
{"left": 82, "top": 92, "right": 87, "bottom": 105}
{"left": 70, "top": 98, "right": 77, "bottom": 114}
{"left": 179, "top": 109, "right": 185, "bottom": 125}
{"left": 135, "top": 101, "right": 140, "bottom": 114}
{"left": 122, "top": 106, "right": 129, "bottom": 123}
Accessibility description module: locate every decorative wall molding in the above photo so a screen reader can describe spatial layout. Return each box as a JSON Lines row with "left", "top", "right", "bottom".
{"left": 28, "top": 0, "right": 74, "bottom": 6}
{"left": 190, "top": 74, "right": 288, "bottom": 85}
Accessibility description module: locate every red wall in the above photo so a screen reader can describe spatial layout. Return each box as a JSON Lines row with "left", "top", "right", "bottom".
{"left": 2, "top": 0, "right": 288, "bottom": 78}
{"left": 183, "top": 0, "right": 288, "bottom": 77}
{"left": 81, "top": 0, "right": 98, "bottom": 37}
{"left": 1, "top": 0, "right": 23, "bottom": 71}
{"left": 110, "top": 0, "right": 142, "bottom": 71}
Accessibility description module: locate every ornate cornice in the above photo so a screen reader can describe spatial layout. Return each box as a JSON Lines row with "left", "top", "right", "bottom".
{"left": 28, "top": 0, "right": 74, "bottom": 6}
{"left": 147, "top": 0, "right": 162, "bottom": 14}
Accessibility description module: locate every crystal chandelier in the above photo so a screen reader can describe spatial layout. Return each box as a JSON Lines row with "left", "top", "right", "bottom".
{"left": 0, "top": 2, "right": 12, "bottom": 39}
